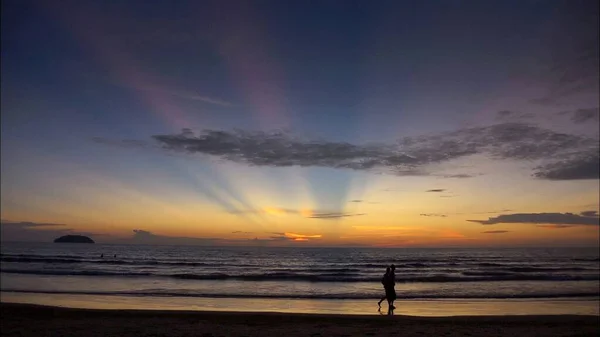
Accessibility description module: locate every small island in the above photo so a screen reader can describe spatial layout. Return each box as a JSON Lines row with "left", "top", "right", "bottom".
{"left": 53, "top": 235, "right": 95, "bottom": 243}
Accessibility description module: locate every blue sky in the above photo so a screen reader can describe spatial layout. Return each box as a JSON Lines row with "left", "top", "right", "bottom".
{"left": 1, "top": 0, "right": 598, "bottom": 246}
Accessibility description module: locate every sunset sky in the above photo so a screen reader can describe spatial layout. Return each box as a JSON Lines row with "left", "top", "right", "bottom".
{"left": 1, "top": 0, "right": 598, "bottom": 247}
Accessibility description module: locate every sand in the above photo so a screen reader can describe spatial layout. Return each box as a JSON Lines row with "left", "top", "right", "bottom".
{"left": 1, "top": 302, "right": 598, "bottom": 337}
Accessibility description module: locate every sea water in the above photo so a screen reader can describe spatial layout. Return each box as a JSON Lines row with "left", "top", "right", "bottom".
{"left": 1, "top": 243, "right": 598, "bottom": 315}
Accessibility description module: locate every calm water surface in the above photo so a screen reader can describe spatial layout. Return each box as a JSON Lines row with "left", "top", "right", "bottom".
{"left": 2, "top": 243, "right": 598, "bottom": 315}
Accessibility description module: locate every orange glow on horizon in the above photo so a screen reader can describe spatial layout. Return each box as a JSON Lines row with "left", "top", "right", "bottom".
{"left": 284, "top": 232, "right": 322, "bottom": 239}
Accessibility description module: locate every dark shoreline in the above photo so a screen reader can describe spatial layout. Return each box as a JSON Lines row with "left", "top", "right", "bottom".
{"left": 2, "top": 302, "right": 599, "bottom": 337}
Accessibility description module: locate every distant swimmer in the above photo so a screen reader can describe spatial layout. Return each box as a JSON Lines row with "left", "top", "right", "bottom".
{"left": 100, "top": 254, "right": 104, "bottom": 258}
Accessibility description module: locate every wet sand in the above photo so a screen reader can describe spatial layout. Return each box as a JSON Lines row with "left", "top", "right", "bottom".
{"left": 1, "top": 302, "right": 599, "bottom": 337}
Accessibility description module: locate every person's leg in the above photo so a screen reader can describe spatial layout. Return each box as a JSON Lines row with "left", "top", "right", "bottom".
{"left": 386, "top": 290, "right": 396, "bottom": 313}
{"left": 378, "top": 295, "right": 386, "bottom": 306}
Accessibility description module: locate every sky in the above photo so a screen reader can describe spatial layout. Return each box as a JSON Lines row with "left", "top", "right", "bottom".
{"left": 1, "top": 0, "right": 598, "bottom": 247}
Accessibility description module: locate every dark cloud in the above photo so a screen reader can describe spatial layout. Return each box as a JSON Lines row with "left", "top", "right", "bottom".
{"left": 420, "top": 213, "right": 447, "bottom": 218}
{"left": 132, "top": 229, "right": 151, "bottom": 235}
{"left": 148, "top": 123, "right": 597, "bottom": 180}
{"left": 468, "top": 212, "right": 600, "bottom": 226}
{"left": 426, "top": 189, "right": 446, "bottom": 193}
{"left": 152, "top": 129, "right": 387, "bottom": 170}
{"left": 267, "top": 234, "right": 291, "bottom": 241}
{"left": 497, "top": 110, "right": 514, "bottom": 118}
{"left": 495, "top": 110, "right": 535, "bottom": 121}
{"left": 580, "top": 211, "right": 599, "bottom": 217}
{"left": 533, "top": 150, "right": 599, "bottom": 180}
{"left": 396, "top": 123, "right": 592, "bottom": 163}
{"left": 570, "top": 107, "right": 600, "bottom": 124}
{"left": 350, "top": 200, "right": 363, "bottom": 203}
{"left": 482, "top": 230, "right": 510, "bottom": 234}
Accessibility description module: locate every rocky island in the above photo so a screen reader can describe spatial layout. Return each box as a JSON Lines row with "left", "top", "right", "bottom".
{"left": 53, "top": 235, "right": 95, "bottom": 243}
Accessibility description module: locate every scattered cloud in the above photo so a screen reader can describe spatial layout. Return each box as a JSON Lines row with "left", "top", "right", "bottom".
{"left": 350, "top": 200, "right": 363, "bottom": 203}
{"left": 420, "top": 213, "right": 447, "bottom": 218}
{"left": 283, "top": 232, "right": 322, "bottom": 240}
{"left": 0, "top": 220, "right": 105, "bottom": 242}
{"left": 426, "top": 189, "right": 446, "bottom": 193}
{"left": 1, "top": 221, "right": 67, "bottom": 228}
{"left": 482, "top": 230, "right": 510, "bottom": 234}
{"left": 175, "top": 93, "right": 235, "bottom": 107}
{"left": 382, "top": 188, "right": 403, "bottom": 192}
{"left": 0, "top": 222, "right": 327, "bottom": 246}
{"left": 129, "top": 85, "right": 236, "bottom": 107}
{"left": 95, "top": 229, "right": 224, "bottom": 246}
{"left": 468, "top": 212, "right": 600, "bottom": 226}
{"left": 228, "top": 207, "right": 365, "bottom": 219}
{"left": 308, "top": 212, "right": 365, "bottom": 219}
{"left": 129, "top": 229, "right": 322, "bottom": 245}
{"left": 147, "top": 123, "right": 598, "bottom": 180}
{"left": 352, "top": 225, "right": 423, "bottom": 232}
{"left": 420, "top": 209, "right": 512, "bottom": 218}
{"left": 439, "top": 173, "right": 478, "bottom": 179}
{"left": 266, "top": 232, "right": 322, "bottom": 242}
{"left": 532, "top": 2, "right": 599, "bottom": 105}
{"left": 536, "top": 224, "right": 575, "bottom": 229}
{"left": 580, "top": 203, "right": 600, "bottom": 209}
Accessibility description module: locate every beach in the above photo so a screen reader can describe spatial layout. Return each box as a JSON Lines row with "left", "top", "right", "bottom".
{"left": 2, "top": 244, "right": 599, "bottom": 335}
{"left": 2, "top": 303, "right": 599, "bottom": 337}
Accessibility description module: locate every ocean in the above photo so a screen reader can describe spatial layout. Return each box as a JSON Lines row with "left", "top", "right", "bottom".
{"left": 1, "top": 243, "right": 599, "bottom": 315}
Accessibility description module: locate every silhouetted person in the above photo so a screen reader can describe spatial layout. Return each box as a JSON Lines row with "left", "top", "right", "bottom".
{"left": 100, "top": 254, "right": 104, "bottom": 258}
{"left": 114, "top": 254, "right": 117, "bottom": 258}
{"left": 378, "top": 266, "right": 391, "bottom": 308}
{"left": 385, "top": 264, "right": 397, "bottom": 315}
